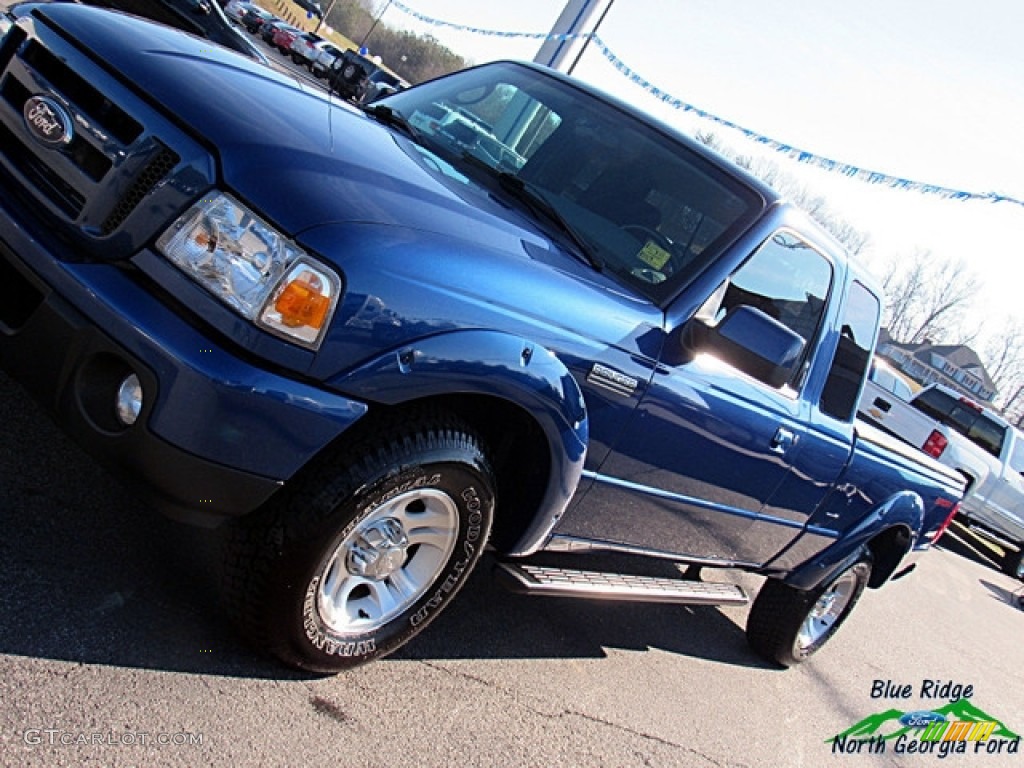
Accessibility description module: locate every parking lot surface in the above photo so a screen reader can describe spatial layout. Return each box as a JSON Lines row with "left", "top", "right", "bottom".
{"left": 0, "top": 369, "right": 1021, "bottom": 767}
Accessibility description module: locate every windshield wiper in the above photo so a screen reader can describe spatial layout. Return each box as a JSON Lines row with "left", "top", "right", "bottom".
{"left": 363, "top": 104, "right": 421, "bottom": 142}
{"left": 463, "top": 155, "right": 602, "bottom": 272}
{"left": 500, "top": 175, "right": 603, "bottom": 271}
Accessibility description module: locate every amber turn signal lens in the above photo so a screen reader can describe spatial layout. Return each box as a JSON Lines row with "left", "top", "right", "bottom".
{"left": 274, "top": 274, "right": 330, "bottom": 329}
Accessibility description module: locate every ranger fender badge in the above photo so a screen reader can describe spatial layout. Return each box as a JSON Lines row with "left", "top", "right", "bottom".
{"left": 587, "top": 363, "right": 639, "bottom": 397}
{"left": 23, "top": 95, "right": 74, "bottom": 146}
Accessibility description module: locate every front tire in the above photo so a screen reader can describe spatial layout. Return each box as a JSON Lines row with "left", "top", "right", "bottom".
{"left": 746, "top": 550, "right": 872, "bottom": 667}
{"left": 223, "top": 412, "right": 495, "bottom": 673}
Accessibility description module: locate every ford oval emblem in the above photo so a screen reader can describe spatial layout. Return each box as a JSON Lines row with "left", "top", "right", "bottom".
{"left": 899, "top": 710, "right": 946, "bottom": 728}
{"left": 23, "top": 95, "right": 74, "bottom": 146}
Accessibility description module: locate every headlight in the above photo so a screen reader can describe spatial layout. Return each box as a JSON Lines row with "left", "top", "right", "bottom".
{"left": 156, "top": 192, "right": 341, "bottom": 350}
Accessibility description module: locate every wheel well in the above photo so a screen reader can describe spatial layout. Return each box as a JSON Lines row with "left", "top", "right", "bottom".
{"left": 446, "top": 396, "right": 553, "bottom": 551}
{"left": 866, "top": 526, "right": 913, "bottom": 588}
{"left": 335, "top": 395, "right": 553, "bottom": 553}
{"left": 956, "top": 469, "right": 975, "bottom": 495}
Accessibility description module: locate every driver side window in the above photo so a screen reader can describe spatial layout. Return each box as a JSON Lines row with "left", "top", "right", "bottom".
{"left": 702, "top": 230, "right": 833, "bottom": 387}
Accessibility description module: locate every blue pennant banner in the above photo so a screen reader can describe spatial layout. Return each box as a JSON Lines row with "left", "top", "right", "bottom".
{"left": 389, "top": 1, "right": 1023, "bottom": 208}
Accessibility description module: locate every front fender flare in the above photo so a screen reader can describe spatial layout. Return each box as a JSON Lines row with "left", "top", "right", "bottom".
{"left": 784, "top": 490, "right": 923, "bottom": 591}
{"left": 329, "top": 330, "right": 588, "bottom": 554}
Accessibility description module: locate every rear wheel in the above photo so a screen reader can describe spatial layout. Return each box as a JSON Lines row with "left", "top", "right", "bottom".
{"left": 746, "top": 549, "right": 872, "bottom": 666}
{"left": 1003, "top": 547, "right": 1024, "bottom": 580}
{"left": 222, "top": 412, "right": 495, "bottom": 672}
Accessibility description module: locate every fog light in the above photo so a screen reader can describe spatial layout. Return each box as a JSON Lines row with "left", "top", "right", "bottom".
{"left": 115, "top": 374, "right": 143, "bottom": 426}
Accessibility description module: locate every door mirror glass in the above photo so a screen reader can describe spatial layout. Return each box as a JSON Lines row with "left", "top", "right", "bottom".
{"left": 692, "top": 305, "right": 805, "bottom": 388}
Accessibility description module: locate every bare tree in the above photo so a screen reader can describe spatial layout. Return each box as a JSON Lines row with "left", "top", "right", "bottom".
{"left": 984, "top": 320, "right": 1024, "bottom": 388}
{"left": 880, "top": 251, "right": 979, "bottom": 344}
{"left": 1000, "top": 384, "right": 1024, "bottom": 427}
{"left": 693, "top": 132, "right": 870, "bottom": 257}
{"left": 982, "top": 319, "right": 1024, "bottom": 419}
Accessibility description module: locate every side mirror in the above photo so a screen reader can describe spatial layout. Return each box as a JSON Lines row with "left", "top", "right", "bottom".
{"left": 687, "top": 305, "right": 805, "bottom": 388}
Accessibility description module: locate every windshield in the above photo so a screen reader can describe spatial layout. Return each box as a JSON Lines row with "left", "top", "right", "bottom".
{"left": 379, "top": 62, "right": 763, "bottom": 302}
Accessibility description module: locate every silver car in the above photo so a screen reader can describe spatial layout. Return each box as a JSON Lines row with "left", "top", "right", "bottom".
{"left": 310, "top": 43, "right": 345, "bottom": 78}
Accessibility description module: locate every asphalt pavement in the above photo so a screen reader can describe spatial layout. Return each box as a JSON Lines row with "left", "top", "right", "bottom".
{"left": 0, "top": 367, "right": 1022, "bottom": 768}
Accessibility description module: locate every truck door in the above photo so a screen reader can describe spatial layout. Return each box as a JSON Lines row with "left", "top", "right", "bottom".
{"left": 768, "top": 279, "right": 882, "bottom": 557}
{"left": 983, "top": 428, "right": 1024, "bottom": 540}
{"left": 557, "top": 230, "right": 845, "bottom": 565}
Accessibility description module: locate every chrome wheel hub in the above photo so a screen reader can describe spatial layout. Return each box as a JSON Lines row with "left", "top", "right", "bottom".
{"left": 316, "top": 487, "right": 459, "bottom": 635}
{"left": 795, "top": 570, "right": 859, "bottom": 652}
{"left": 345, "top": 519, "right": 409, "bottom": 581}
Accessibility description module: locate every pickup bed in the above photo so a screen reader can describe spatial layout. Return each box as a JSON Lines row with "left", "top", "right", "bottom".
{"left": 863, "top": 382, "right": 1024, "bottom": 575}
{"left": 0, "top": 4, "right": 965, "bottom": 671}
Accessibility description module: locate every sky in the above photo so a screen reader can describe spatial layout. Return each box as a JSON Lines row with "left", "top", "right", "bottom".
{"left": 367, "top": 0, "right": 1024, "bottom": 350}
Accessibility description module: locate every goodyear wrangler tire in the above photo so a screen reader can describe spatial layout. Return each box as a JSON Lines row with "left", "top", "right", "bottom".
{"left": 745, "top": 549, "right": 872, "bottom": 667}
{"left": 223, "top": 413, "right": 495, "bottom": 673}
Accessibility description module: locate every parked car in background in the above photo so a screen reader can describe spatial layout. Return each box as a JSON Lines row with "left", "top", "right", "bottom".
{"left": 327, "top": 48, "right": 391, "bottom": 102}
{"left": 290, "top": 31, "right": 325, "bottom": 69}
{"left": 861, "top": 381, "right": 1023, "bottom": 575}
{"left": 865, "top": 359, "right": 917, "bottom": 404}
{"left": 260, "top": 17, "right": 288, "bottom": 44}
{"left": 270, "top": 22, "right": 301, "bottom": 55}
{"left": 223, "top": 0, "right": 250, "bottom": 23}
{"left": 310, "top": 42, "right": 345, "bottom": 78}
{"left": 953, "top": 419, "right": 1024, "bottom": 578}
{"left": 241, "top": 6, "right": 274, "bottom": 33}
{"left": 359, "top": 69, "right": 409, "bottom": 104}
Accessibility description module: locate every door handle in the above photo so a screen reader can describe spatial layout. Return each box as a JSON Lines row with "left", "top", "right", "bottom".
{"left": 770, "top": 427, "right": 797, "bottom": 455}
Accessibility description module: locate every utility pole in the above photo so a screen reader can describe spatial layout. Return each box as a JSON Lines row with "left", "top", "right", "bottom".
{"left": 313, "top": 0, "right": 338, "bottom": 34}
{"left": 533, "top": 0, "right": 615, "bottom": 73}
{"left": 359, "top": 0, "right": 394, "bottom": 49}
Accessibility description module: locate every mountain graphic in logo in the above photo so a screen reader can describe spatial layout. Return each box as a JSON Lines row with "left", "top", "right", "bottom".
{"left": 830, "top": 698, "right": 1020, "bottom": 742}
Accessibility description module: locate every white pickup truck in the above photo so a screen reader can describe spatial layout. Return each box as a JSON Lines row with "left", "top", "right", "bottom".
{"left": 860, "top": 381, "right": 1024, "bottom": 576}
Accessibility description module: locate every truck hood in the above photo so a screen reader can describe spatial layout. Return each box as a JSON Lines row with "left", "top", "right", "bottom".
{"left": 37, "top": 4, "right": 545, "bottom": 247}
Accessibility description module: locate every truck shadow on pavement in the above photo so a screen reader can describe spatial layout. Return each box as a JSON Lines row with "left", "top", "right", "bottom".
{"left": 398, "top": 558, "right": 773, "bottom": 670}
{"left": 937, "top": 523, "right": 1009, "bottom": 576}
{"left": 0, "top": 373, "right": 774, "bottom": 678}
{"left": 936, "top": 524, "right": 1023, "bottom": 609}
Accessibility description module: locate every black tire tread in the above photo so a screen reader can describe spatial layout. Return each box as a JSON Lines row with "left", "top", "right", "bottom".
{"left": 221, "top": 407, "right": 492, "bottom": 667}
{"left": 746, "top": 551, "right": 871, "bottom": 667}
{"left": 745, "top": 579, "right": 815, "bottom": 667}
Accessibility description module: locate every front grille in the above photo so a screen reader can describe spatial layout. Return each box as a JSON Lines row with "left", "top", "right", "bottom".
{"left": 0, "top": 116, "right": 85, "bottom": 216}
{"left": 0, "top": 7, "right": 210, "bottom": 261}
{"left": 22, "top": 40, "right": 142, "bottom": 144}
{"left": 101, "top": 142, "right": 179, "bottom": 235}
{"left": 1, "top": 74, "right": 111, "bottom": 183}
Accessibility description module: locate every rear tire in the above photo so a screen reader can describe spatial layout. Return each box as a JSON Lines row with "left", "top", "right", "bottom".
{"left": 1003, "top": 547, "right": 1024, "bottom": 580}
{"left": 746, "top": 549, "right": 872, "bottom": 667}
{"left": 222, "top": 412, "right": 495, "bottom": 673}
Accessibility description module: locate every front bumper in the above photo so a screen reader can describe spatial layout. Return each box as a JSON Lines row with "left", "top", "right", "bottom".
{"left": 0, "top": 213, "right": 367, "bottom": 526}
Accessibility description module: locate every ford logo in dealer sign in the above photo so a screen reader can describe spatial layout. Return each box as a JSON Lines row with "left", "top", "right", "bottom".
{"left": 23, "top": 95, "right": 73, "bottom": 146}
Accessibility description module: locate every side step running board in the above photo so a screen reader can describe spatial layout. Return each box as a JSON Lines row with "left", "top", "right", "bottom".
{"left": 495, "top": 562, "right": 749, "bottom": 606}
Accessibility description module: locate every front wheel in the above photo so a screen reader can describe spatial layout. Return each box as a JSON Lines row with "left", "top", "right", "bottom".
{"left": 222, "top": 412, "right": 495, "bottom": 673}
{"left": 746, "top": 550, "right": 872, "bottom": 666}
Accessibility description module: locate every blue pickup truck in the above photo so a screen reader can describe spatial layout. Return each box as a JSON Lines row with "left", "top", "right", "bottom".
{"left": 0, "top": 4, "right": 964, "bottom": 672}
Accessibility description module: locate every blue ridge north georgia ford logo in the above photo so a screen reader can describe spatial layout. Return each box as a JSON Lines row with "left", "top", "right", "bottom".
{"left": 23, "top": 95, "right": 73, "bottom": 146}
